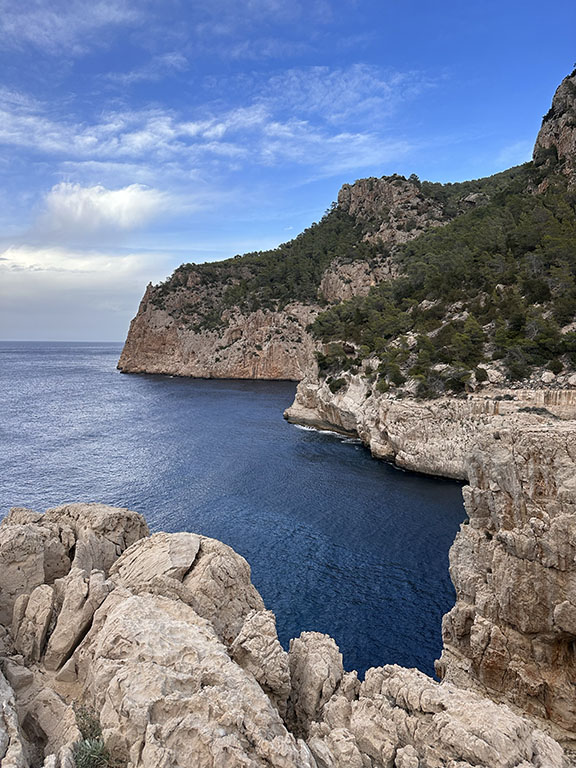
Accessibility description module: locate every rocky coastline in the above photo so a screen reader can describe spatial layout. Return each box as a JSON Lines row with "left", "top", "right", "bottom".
{"left": 1, "top": 465, "right": 574, "bottom": 766}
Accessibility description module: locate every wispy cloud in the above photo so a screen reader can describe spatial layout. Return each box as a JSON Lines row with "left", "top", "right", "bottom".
{"left": 0, "top": 0, "right": 142, "bottom": 54}
{"left": 105, "top": 52, "right": 189, "bottom": 85}
{"left": 0, "top": 64, "right": 426, "bottom": 179}
{"left": 259, "top": 65, "right": 431, "bottom": 124}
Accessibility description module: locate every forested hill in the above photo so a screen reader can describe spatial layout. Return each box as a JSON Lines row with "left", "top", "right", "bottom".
{"left": 122, "top": 69, "right": 576, "bottom": 392}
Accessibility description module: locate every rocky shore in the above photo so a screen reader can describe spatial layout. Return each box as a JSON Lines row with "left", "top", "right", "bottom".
{"left": 0, "top": 487, "right": 573, "bottom": 767}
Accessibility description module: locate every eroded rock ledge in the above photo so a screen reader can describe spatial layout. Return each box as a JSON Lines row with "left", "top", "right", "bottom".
{"left": 0, "top": 491, "right": 572, "bottom": 767}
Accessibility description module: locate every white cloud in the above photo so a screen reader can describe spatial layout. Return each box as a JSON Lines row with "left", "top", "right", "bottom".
{"left": 37, "top": 183, "right": 168, "bottom": 240}
{"left": 106, "top": 52, "right": 189, "bottom": 85}
{"left": 0, "top": 64, "right": 429, "bottom": 190}
{"left": 0, "top": 0, "right": 141, "bottom": 53}
{"left": 0, "top": 243, "right": 173, "bottom": 340}
{"left": 259, "top": 65, "right": 430, "bottom": 124}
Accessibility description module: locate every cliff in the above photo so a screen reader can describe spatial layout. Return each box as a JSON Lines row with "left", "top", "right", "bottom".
{"left": 0, "top": 496, "right": 571, "bottom": 767}
{"left": 534, "top": 68, "right": 576, "bottom": 184}
{"left": 118, "top": 173, "right": 496, "bottom": 379}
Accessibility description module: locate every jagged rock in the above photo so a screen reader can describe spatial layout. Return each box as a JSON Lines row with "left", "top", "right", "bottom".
{"left": 2, "top": 660, "right": 34, "bottom": 692}
{"left": 534, "top": 68, "right": 576, "bottom": 184}
{"left": 14, "top": 672, "right": 80, "bottom": 768}
{"left": 0, "top": 525, "right": 47, "bottom": 627}
{"left": 319, "top": 257, "right": 397, "bottom": 303}
{"left": 307, "top": 665, "right": 565, "bottom": 768}
{"left": 0, "top": 504, "right": 148, "bottom": 628}
{"left": 42, "top": 503, "right": 149, "bottom": 574}
{"left": 337, "top": 175, "right": 447, "bottom": 245}
{"left": 43, "top": 568, "right": 114, "bottom": 671}
{"left": 231, "top": 610, "right": 291, "bottom": 717}
{"left": 12, "top": 586, "right": 54, "bottom": 663}
{"left": 438, "top": 425, "right": 576, "bottom": 737}
{"left": 110, "top": 532, "right": 265, "bottom": 646}
{"left": 77, "top": 592, "right": 316, "bottom": 768}
{"left": 288, "top": 632, "right": 344, "bottom": 738}
{"left": 0, "top": 496, "right": 572, "bottom": 766}
{"left": 0, "top": 669, "right": 27, "bottom": 768}
{"left": 285, "top": 375, "right": 576, "bottom": 479}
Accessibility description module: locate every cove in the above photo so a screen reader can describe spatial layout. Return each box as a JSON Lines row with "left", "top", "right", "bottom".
{"left": 0, "top": 341, "right": 466, "bottom": 676}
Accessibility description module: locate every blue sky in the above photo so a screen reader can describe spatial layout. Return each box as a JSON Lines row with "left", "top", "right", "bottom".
{"left": 1, "top": 0, "right": 575, "bottom": 341}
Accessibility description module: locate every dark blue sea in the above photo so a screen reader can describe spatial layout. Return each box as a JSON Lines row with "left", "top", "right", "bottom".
{"left": 0, "top": 341, "right": 466, "bottom": 677}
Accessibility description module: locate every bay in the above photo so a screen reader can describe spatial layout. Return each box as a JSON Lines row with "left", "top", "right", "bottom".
{"left": 0, "top": 341, "right": 466, "bottom": 676}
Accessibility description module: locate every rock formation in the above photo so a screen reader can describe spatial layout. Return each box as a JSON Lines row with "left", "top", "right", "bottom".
{"left": 0, "top": 499, "right": 570, "bottom": 767}
{"left": 285, "top": 372, "right": 576, "bottom": 479}
{"left": 534, "top": 68, "right": 576, "bottom": 183}
{"left": 438, "top": 424, "right": 576, "bottom": 740}
{"left": 118, "top": 175, "right": 466, "bottom": 380}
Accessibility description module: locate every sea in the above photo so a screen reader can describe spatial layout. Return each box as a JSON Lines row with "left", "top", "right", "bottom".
{"left": 0, "top": 341, "right": 466, "bottom": 677}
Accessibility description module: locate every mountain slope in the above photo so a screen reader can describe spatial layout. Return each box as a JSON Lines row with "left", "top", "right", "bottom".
{"left": 120, "top": 69, "right": 576, "bottom": 388}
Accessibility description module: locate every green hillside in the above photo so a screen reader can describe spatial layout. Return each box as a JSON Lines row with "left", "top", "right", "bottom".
{"left": 311, "top": 163, "right": 576, "bottom": 396}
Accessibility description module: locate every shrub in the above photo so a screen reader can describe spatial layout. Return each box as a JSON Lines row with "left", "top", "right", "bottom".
{"left": 548, "top": 358, "right": 563, "bottom": 374}
{"left": 328, "top": 377, "right": 346, "bottom": 393}
{"left": 75, "top": 739, "right": 110, "bottom": 768}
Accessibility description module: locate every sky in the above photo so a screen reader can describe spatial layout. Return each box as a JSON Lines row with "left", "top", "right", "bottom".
{"left": 0, "top": 0, "right": 575, "bottom": 341}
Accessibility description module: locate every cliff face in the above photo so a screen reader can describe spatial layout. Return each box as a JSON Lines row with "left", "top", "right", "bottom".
{"left": 118, "top": 175, "right": 468, "bottom": 379}
{"left": 0, "top": 501, "right": 569, "bottom": 767}
{"left": 118, "top": 284, "right": 318, "bottom": 380}
{"left": 285, "top": 372, "right": 576, "bottom": 740}
{"left": 439, "top": 425, "right": 576, "bottom": 738}
{"left": 534, "top": 69, "right": 576, "bottom": 183}
{"left": 337, "top": 175, "right": 446, "bottom": 245}
{"left": 285, "top": 372, "right": 576, "bottom": 479}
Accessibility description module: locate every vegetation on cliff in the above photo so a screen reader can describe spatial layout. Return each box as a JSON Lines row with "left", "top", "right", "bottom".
{"left": 150, "top": 207, "right": 379, "bottom": 329}
{"left": 311, "top": 163, "right": 576, "bottom": 396}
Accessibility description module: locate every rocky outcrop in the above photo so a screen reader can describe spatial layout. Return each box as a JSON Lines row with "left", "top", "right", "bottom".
{"left": 286, "top": 371, "right": 576, "bottom": 743}
{"left": 0, "top": 502, "right": 570, "bottom": 766}
{"left": 438, "top": 425, "right": 576, "bottom": 739}
{"left": 337, "top": 175, "right": 446, "bottom": 245}
{"left": 306, "top": 664, "right": 565, "bottom": 768}
{"left": 318, "top": 257, "right": 397, "bottom": 303}
{"left": 534, "top": 69, "right": 576, "bottom": 183}
{"left": 118, "top": 174, "right": 462, "bottom": 380}
{"left": 118, "top": 292, "right": 319, "bottom": 380}
{"left": 0, "top": 503, "right": 147, "bottom": 628}
{"left": 285, "top": 372, "right": 576, "bottom": 480}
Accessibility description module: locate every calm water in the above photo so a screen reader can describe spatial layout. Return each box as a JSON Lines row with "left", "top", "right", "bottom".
{"left": 0, "top": 341, "right": 466, "bottom": 676}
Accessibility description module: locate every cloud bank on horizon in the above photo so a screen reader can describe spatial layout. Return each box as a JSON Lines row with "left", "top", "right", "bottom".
{"left": 0, "top": 0, "right": 575, "bottom": 340}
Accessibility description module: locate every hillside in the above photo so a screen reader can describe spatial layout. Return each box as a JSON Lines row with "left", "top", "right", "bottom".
{"left": 119, "top": 69, "right": 576, "bottom": 390}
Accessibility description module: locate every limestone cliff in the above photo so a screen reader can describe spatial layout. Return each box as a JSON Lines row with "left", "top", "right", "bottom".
{"left": 438, "top": 424, "right": 576, "bottom": 738}
{"left": 285, "top": 371, "right": 576, "bottom": 743}
{"left": 118, "top": 173, "right": 479, "bottom": 379}
{"left": 534, "top": 68, "right": 576, "bottom": 183}
{"left": 285, "top": 371, "right": 576, "bottom": 479}
{"left": 0, "top": 502, "right": 570, "bottom": 767}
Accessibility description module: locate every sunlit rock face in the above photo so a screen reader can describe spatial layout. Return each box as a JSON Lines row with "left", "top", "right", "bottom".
{"left": 0, "top": 501, "right": 570, "bottom": 767}
{"left": 534, "top": 69, "right": 576, "bottom": 185}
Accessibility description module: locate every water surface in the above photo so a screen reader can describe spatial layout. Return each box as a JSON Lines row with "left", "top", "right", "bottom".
{"left": 0, "top": 341, "right": 466, "bottom": 676}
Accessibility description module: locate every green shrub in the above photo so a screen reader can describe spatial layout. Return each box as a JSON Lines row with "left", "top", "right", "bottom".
{"left": 75, "top": 739, "right": 110, "bottom": 768}
{"left": 549, "top": 358, "right": 563, "bottom": 374}
{"left": 328, "top": 377, "right": 346, "bottom": 393}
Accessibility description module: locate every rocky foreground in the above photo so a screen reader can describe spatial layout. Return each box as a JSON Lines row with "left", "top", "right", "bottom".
{"left": 1, "top": 416, "right": 576, "bottom": 768}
